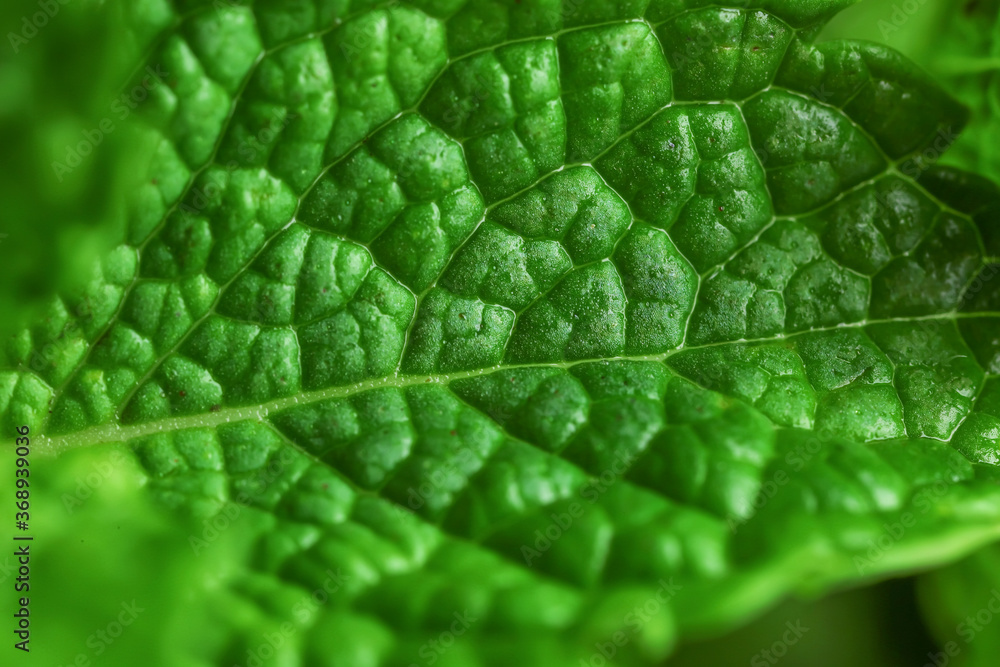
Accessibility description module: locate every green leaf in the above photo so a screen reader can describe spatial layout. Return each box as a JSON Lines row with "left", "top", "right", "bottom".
{"left": 918, "top": 544, "right": 1000, "bottom": 667}
{"left": 822, "top": 0, "right": 1000, "bottom": 183}
{"left": 5, "top": 1, "right": 1000, "bottom": 665}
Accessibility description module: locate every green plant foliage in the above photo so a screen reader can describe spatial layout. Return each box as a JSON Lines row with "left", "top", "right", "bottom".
{"left": 918, "top": 543, "right": 1000, "bottom": 667}
{"left": 3, "top": 1, "right": 1000, "bottom": 665}
{"left": 822, "top": 0, "right": 1000, "bottom": 183}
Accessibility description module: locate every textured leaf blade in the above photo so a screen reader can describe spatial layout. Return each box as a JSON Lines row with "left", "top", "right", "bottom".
{"left": 4, "top": 2, "right": 1000, "bottom": 665}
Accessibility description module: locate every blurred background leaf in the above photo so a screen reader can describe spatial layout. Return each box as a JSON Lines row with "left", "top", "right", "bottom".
{"left": 0, "top": 442, "right": 324, "bottom": 667}
{"left": 821, "top": 0, "right": 1000, "bottom": 182}
{"left": 667, "top": 578, "right": 939, "bottom": 666}
{"left": 917, "top": 545, "right": 1000, "bottom": 667}
{"left": 0, "top": 0, "right": 172, "bottom": 340}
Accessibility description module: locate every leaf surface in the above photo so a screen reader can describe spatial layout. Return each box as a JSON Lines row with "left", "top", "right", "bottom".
{"left": 4, "top": 1, "right": 1000, "bottom": 664}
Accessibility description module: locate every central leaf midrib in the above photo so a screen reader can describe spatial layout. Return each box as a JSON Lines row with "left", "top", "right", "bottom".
{"left": 30, "top": 311, "right": 999, "bottom": 456}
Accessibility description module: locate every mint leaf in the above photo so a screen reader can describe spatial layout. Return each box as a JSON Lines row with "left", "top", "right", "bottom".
{"left": 918, "top": 544, "right": 1000, "bottom": 667}
{"left": 822, "top": 0, "right": 1000, "bottom": 184}
{"left": 4, "top": 1, "right": 1000, "bottom": 664}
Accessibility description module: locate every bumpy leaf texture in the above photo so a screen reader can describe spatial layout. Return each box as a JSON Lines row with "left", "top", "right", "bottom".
{"left": 4, "top": 0, "right": 1000, "bottom": 664}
